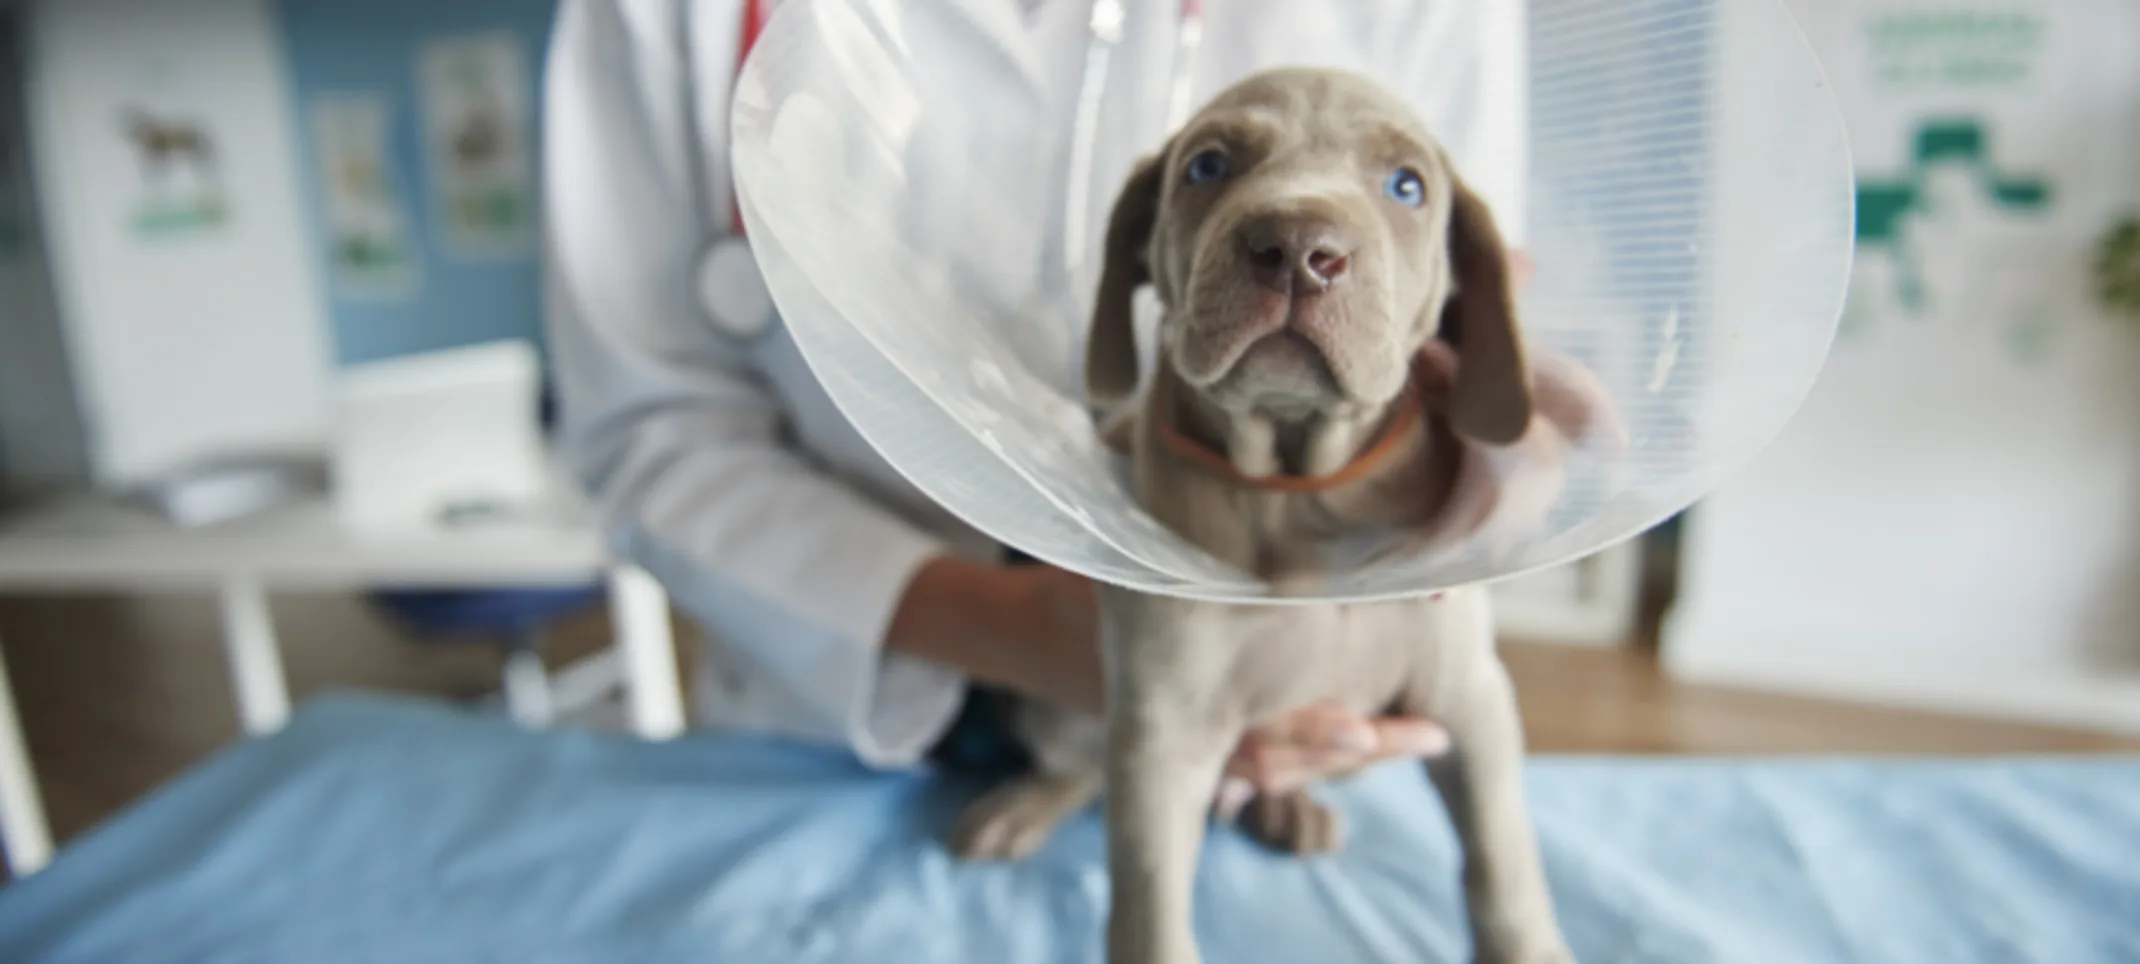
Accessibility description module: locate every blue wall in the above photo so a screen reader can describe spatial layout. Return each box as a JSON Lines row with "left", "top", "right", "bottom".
{"left": 277, "top": 0, "right": 559, "bottom": 368}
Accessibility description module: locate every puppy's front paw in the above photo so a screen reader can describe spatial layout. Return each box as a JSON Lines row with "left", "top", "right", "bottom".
{"left": 1237, "top": 789, "right": 1344, "bottom": 856}
{"left": 1473, "top": 928, "right": 1575, "bottom": 964}
{"left": 948, "top": 776, "right": 1089, "bottom": 862}
{"left": 1475, "top": 948, "right": 1574, "bottom": 964}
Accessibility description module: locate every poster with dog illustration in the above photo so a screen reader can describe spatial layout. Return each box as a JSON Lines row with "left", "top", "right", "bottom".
{"left": 416, "top": 31, "right": 535, "bottom": 257}
{"left": 117, "top": 87, "right": 229, "bottom": 240}
{"left": 310, "top": 93, "right": 418, "bottom": 297}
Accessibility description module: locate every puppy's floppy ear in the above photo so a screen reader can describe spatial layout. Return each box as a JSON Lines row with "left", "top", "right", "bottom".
{"left": 1085, "top": 151, "right": 1168, "bottom": 412}
{"left": 1437, "top": 175, "right": 1533, "bottom": 445}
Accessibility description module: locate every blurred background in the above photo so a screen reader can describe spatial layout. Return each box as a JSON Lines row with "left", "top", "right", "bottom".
{"left": 0, "top": 0, "right": 2136, "bottom": 857}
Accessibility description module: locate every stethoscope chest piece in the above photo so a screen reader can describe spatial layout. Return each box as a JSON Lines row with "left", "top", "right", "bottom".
{"left": 698, "top": 234, "right": 776, "bottom": 339}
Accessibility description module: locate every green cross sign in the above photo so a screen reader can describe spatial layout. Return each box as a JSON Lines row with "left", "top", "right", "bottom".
{"left": 1855, "top": 118, "right": 2053, "bottom": 314}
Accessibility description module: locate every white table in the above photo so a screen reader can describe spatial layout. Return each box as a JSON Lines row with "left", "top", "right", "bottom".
{"left": 0, "top": 490, "right": 686, "bottom": 877}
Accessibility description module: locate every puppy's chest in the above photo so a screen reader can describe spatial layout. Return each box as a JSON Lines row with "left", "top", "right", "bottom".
{"left": 1217, "top": 601, "right": 1424, "bottom": 719}
{"left": 1234, "top": 483, "right": 1436, "bottom": 580}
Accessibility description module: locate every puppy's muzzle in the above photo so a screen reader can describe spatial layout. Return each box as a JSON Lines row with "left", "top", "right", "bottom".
{"left": 1239, "top": 213, "right": 1353, "bottom": 296}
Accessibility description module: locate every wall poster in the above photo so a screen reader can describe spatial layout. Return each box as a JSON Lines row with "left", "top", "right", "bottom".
{"left": 1823, "top": 6, "right": 2138, "bottom": 364}
{"left": 117, "top": 60, "right": 232, "bottom": 241}
{"left": 416, "top": 31, "right": 536, "bottom": 258}
{"left": 310, "top": 93, "right": 420, "bottom": 298}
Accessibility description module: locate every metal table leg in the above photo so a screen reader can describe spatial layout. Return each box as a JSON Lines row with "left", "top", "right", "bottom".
{"left": 608, "top": 565, "right": 684, "bottom": 740}
{"left": 218, "top": 576, "right": 291, "bottom": 735}
{"left": 0, "top": 632, "right": 53, "bottom": 876}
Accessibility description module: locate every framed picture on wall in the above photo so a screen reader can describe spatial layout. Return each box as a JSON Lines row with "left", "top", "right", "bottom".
{"left": 309, "top": 92, "right": 420, "bottom": 298}
{"left": 416, "top": 30, "right": 536, "bottom": 259}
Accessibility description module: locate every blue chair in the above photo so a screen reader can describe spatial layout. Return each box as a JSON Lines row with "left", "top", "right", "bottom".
{"left": 368, "top": 582, "right": 610, "bottom": 726}
{"left": 366, "top": 386, "right": 616, "bottom": 726}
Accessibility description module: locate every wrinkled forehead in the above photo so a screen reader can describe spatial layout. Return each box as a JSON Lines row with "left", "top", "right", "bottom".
{"left": 1176, "top": 74, "right": 1446, "bottom": 171}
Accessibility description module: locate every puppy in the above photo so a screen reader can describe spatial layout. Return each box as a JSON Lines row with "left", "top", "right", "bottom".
{"left": 952, "top": 67, "right": 1613, "bottom": 964}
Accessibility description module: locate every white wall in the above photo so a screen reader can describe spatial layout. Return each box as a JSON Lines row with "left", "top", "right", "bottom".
{"left": 23, "top": 0, "right": 332, "bottom": 487}
{"left": 1665, "top": 0, "right": 2140, "bottom": 734}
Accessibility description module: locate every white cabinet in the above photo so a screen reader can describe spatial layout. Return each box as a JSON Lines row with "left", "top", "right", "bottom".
{"left": 6, "top": 0, "right": 333, "bottom": 491}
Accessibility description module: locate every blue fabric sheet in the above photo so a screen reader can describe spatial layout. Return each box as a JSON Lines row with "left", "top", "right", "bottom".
{"left": 0, "top": 694, "right": 2135, "bottom": 964}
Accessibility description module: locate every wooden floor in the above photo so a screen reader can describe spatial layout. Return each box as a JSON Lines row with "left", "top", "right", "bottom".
{"left": 1500, "top": 642, "right": 2140, "bottom": 756}
{"left": 0, "top": 590, "right": 2135, "bottom": 849}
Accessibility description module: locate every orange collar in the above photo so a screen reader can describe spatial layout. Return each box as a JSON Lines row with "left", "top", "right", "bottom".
{"left": 1154, "top": 381, "right": 1425, "bottom": 495}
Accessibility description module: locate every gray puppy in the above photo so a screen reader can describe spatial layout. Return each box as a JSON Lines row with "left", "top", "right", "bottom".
{"left": 952, "top": 68, "right": 1595, "bottom": 964}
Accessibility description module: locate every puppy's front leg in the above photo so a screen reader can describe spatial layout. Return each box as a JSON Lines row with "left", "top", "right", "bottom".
{"left": 1423, "top": 688, "right": 1569, "bottom": 964}
{"left": 1105, "top": 716, "right": 1228, "bottom": 964}
{"left": 1408, "top": 595, "right": 1570, "bottom": 964}
{"left": 1101, "top": 589, "right": 1239, "bottom": 964}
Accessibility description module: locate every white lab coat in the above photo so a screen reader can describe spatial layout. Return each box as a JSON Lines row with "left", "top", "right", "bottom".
{"left": 542, "top": 0, "right": 1529, "bottom": 767}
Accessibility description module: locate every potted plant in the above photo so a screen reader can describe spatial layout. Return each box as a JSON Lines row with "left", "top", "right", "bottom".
{"left": 2096, "top": 212, "right": 2140, "bottom": 319}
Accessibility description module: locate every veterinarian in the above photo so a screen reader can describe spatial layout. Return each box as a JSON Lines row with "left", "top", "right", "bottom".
{"left": 543, "top": 0, "right": 1528, "bottom": 799}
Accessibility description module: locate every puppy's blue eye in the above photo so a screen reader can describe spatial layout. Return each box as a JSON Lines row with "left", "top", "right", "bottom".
{"left": 1184, "top": 149, "right": 1230, "bottom": 184}
{"left": 1385, "top": 168, "right": 1426, "bottom": 207}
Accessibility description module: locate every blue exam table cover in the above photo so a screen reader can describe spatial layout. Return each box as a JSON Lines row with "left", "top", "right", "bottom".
{"left": 0, "top": 694, "right": 2134, "bottom": 963}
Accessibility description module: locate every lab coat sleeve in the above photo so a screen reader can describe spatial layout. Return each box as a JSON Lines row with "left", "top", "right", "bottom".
{"left": 542, "top": 0, "right": 965, "bottom": 767}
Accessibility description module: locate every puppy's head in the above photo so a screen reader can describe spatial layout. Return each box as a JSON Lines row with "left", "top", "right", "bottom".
{"left": 1086, "top": 68, "right": 1531, "bottom": 445}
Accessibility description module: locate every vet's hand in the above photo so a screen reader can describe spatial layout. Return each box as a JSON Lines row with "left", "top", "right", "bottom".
{"left": 1214, "top": 704, "right": 1450, "bottom": 819}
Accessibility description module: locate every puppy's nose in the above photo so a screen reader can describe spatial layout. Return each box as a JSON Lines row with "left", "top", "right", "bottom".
{"left": 1241, "top": 217, "right": 1352, "bottom": 294}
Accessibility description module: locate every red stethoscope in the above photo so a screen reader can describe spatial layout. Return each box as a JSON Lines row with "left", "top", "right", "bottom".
{"left": 691, "top": 0, "right": 777, "bottom": 340}
{"left": 693, "top": 0, "right": 1208, "bottom": 341}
